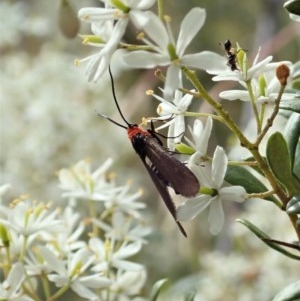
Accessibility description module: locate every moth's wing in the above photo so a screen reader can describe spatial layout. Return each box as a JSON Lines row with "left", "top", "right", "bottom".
{"left": 140, "top": 156, "right": 187, "bottom": 237}
{"left": 144, "top": 137, "right": 200, "bottom": 197}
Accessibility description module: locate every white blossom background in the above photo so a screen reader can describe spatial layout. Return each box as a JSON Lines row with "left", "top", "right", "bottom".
{"left": 0, "top": 0, "right": 299, "bottom": 300}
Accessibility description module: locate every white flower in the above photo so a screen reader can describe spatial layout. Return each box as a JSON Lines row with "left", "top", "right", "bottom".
{"left": 177, "top": 146, "right": 247, "bottom": 235}
{"left": 185, "top": 117, "right": 213, "bottom": 156}
{"left": 92, "top": 211, "right": 151, "bottom": 243}
{"left": 42, "top": 247, "right": 112, "bottom": 300}
{"left": 78, "top": 18, "right": 127, "bottom": 81}
{"left": 151, "top": 89, "right": 194, "bottom": 150}
{"left": 77, "top": 0, "right": 156, "bottom": 81}
{"left": 59, "top": 159, "right": 145, "bottom": 218}
{"left": 58, "top": 158, "right": 120, "bottom": 202}
{"left": 211, "top": 47, "right": 273, "bottom": 82}
{"left": 44, "top": 206, "right": 86, "bottom": 255}
{"left": 0, "top": 199, "right": 62, "bottom": 237}
{"left": 102, "top": 184, "right": 145, "bottom": 219}
{"left": 109, "top": 269, "right": 147, "bottom": 299}
{"left": 0, "top": 262, "right": 34, "bottom": 301}
{"left": 89, "top": 237, "right": 144, "bottom": 272}
{"left": 123, "top": 8, "right": 226, "bottom": 98}
{"left": 219, "top": 61, "right": 293, "bottom": 103}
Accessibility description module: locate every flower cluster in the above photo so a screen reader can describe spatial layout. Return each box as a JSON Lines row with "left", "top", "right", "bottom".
{"left": 77, "top": 1, "right": 299, "bottom": 241}
{"left": 0, "top": 160, "right": 149, "bottom": 301}
{"left": 2, "top": 0, "right": 299, "bottom": 300}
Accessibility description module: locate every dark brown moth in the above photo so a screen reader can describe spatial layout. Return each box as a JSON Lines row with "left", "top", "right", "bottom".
{"left": 98, "top": 68, "right": 200, "bottom": 237}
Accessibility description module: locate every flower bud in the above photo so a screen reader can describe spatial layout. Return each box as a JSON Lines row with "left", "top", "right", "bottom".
{"left": 276, "top": 64, "right": 290, "bottom": 86}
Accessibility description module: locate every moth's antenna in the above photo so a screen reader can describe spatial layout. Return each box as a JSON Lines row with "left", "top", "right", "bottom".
{"left": 95, "top": 110, "right": 127, "bottom": 129}
{"left": 108, "top": 66, "right": 130, "bottom": 127}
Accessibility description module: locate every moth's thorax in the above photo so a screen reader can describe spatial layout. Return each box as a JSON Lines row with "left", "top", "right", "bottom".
{"left": 127, "top": 125, "right": 150, "bottom": 141}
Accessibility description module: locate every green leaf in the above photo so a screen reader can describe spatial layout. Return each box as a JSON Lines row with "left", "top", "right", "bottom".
{"left": 293, "top": 143, "right": 300, "bottom": 179}
{"left": 279, "top": 98, "right": 300, "bottom": 113}
{"left": 149, "top": 279, "right": 168, "bottom": 301}
{"left": 225, "top": 165, "right": 279, "bottom": 204}
{"left": 237, "top": 219, "right": 300, "bottom": 260}
{"left": 284, "top": 0, "right": 300, "bottom": 16}
{"left": 284, "top": 112, "right": 300, "bottom": 167}
{"left": 272, "top": 281, "right": 300, "bottom": 301}
{"left": 266, "top": 132, "right": 297, "bottom": 194}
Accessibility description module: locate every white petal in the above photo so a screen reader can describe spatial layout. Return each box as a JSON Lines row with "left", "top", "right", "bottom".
{"left": 188, "top": 155, "right": 213, "bottom": 187}
{"left": 129, "top": 10, "right": 151, "bottom": 28}
{"left": 123, "top": 51, "right": 168, "bottom": 68}
{"left": 92, "top": 158, "right": 113, "bottom": 178}
{"left": 139, "top": 11, "right": 169, "bottom": 50}
{"left": 208, "top": 197, "right": 224, "bottom": 235}
{"left": 114, "top": 241, "right": 142, "bottom": 258}
{"left": 90, "top": 50, "right": 112, "bottom": 82}
{"left": 79, "top": 274, "right": 112, "bottom": 288}
{"left": 78, "top": 8, "right": 117, "bottom": 22}
{"left": 157, "top": 102, "right": 179, "bottom": 115}
{"left": 164, "top": 64, "right": 181, "bottom": 99}
{"left": 196, "top": 116, "right": 212, "bottom": 154}
{"left": 129, "top": 0, "right": 156, "bottom": 10}
{"left": 71, "top": 282, "right": 99, "bottom": 300}
{"left": 192, "top": 119, "right": 204, "bottom": 140}
{"left": 112, "top": 270, "right": 146, "bottom": 294}
{"left": 182, "top": 51, "right": 227, "bottom": 71}
{"left": 177, "top": 195, "right": 211, "bottom": 221}
{"left": 212, "top": 146, "right": 227, "bottom": 189}
{"left": 247, "top": 55, "right": 273, "bottom": 79}
{"left": 212, "top": 72, "right": 240, "bottom": 82}
{"left": 219, "top": 90, "right": 251, "bottom": 101}
{"left": 40, "top": 247, "right": 66, "bottom": 276}
{"left": 113, "top": 259, "right": 143, "bottom": 271}
{"left": 176, "top": 8, "right": 206, "bottom": 57}
{"left": 48, "top": 274, "right": 68, "bottom": 287}
{"left": 219, "top": 186, "right": 247, "bottom": 202}
{"left": 178, "top": 93, "right": 193, "bottom": 111}
{"left": 167, "top": 122, "right": 176, "bottom": 151}
{"left": 173, "top": 116, "right": 185, "bottom": 141}
{"left": 4, "top": 263, "right": 25, "bottom": 296}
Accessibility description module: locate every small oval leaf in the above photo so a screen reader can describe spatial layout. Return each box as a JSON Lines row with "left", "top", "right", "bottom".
{"left": 284, "top": 112, "right": 300, "bottom": 167}
{"left": 293, "top": 143, "right": 300, "bottom": 178}
{"left": 279, "top": 98, "right": 300, "bottom": 113}
{"left": 266, "top": 132, "right": 296, "bottom": 194}
{"left": 237, "top": 219, "right": 300, "bottom": 260}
